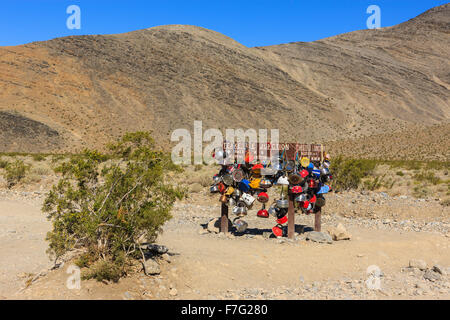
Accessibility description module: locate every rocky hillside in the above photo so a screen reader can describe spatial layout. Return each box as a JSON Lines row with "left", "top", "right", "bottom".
{"left": 0, "top": 4, "right": 448, "bottom": 153}
{"left": 327, "top": 123, "right": 450, "bottom": 161}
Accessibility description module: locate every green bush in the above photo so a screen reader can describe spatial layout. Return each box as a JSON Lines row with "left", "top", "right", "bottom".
{"left": 50, "top": 154, "right": 65, "bottom": 164}
{"left": 74, "top": 253, "right": 92, "bottom": 269}
{"left": 4, "top": 160, "right": 30, "bottom": 188}
{"left": 363, "top": 175, "right": 385, "bottom": 191}
{"left": 31, "top": 165, "right": 52, "bottom": 176}
{"left": 413, "top": 185, "right": 429, "bottom": 198}
{"left": 0, "top": 158, "right": 8, "bottom": 169}
{"left": 440, "top": 198, "right": 450, "bottom": 207}
{"left": 43, "top": 132, "right": 184, "bottom": 281}
{"left": 32, "top": 154, "right": 46, "bottom": 162}
{"left": 383, "top": 177, "right": 396, "bottom": 189}
{"left": 413, "top": 171, "right": 442, "bottom": 185}
{"left": 376, "top": 159, "right": 449, "bottom": 171}
{"left": 330, "top": 157, "right": 377, "bottom": 191}
{"left": 424, "top": 161, "right": 450, "bottom": 171}
{"left": 386, "top": 160, "right": 422, "bottom": 171}
{"left": 81, "top": 259, "right": 124, "bottom": 282}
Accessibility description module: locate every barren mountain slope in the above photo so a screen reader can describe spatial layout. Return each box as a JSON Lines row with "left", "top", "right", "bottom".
{"left": 259, "top": 4, "right": 450, "bottom": 140}
{"left": 0, "top": 5, "right": 449, "bottom": 153}
{"left": 0, "top": 25, "right": 347, "bottom": 152}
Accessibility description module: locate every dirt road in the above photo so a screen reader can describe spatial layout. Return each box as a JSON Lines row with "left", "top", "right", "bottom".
{"left": 0, "top": 193, "right": 52, "bottom": 298}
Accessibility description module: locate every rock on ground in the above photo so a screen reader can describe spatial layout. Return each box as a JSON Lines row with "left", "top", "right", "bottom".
{"left": 306, "top": 231, "right": 333, "bottom": 244}
{"left": 143, "top": 258, "right": 161, "bottom": 275}
{"left": 409, "top": 259, "right": 427, "bottom": 271}
{"left": 169, "top": 288, "right": 178, "bottom": 296}
{"left": 424, "top": 269, "right": 442, "bottom": 282}
{"left": 327, "top": 223, "right": 351, "bottom": 241}
{"left": 433, "top": 265, "right": 447, "bottom": 275}
{"left": 145, "top": 244, "right": 169, "bottom": 254}
{"left": 161, "top": 253, "right": 171, "bottom": 263}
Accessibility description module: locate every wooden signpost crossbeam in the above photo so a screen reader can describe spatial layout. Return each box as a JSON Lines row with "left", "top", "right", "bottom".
{"left": 219, "top": 142, "right": 325, "bottom": 238}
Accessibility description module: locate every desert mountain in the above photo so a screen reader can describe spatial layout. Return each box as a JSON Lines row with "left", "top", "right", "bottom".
{"left": 0, "top": 4, "right": 449, "bottom": 154}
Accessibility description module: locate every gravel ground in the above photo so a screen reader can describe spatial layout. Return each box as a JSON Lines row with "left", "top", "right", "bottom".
{"left": 3, "top": 188, "right": 449, "bottom": 300}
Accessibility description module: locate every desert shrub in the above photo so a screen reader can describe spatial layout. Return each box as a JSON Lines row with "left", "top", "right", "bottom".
{"left": 23, "top": 173, "right": 42, "bottom": 184}
{"left": 383, "top": 177, "right": 396, "bottom": 189}
{"left": 412, "top": 185, "right": 430, "bottom": 198}
{"left": 387, "top": 160, "right": 422, "bottom": 171}
{"left": 50, "top": 154, "right": 65, "bottom": 164}
{"left": 21, "top": 166, "right": 52, "bottom": 185}
{"left": 81, "top": 259, "right": 124, "bottom": 282}
{"left": 75, "top": 253, "right": 92, "bottom": 268}
{"left": 0, "top": 158, "right": 8, "bottom": 169}
{"left": 363, "top": 175, "right": 385, "bottom": 191}
{"left": 382, "top": 159, "right": 449, "bottom": 171}
{"left": 31, "top": 165, "right": 52, "bottom": 176}
{"left": 424, "top": 161, "right": 450, "bottom": 171}
{"left": 413, "top": 171, "right": 442, "bottom": 185}
{"left": 3, "top": 160, "right": 30, "bottom": 188}
{"left": 32, "top": 154, "right": 46, "bottom": 162}
{"left": 43, "top": 132, "right": 184, "bottom": 281}
{"left": 396, "top": 171, "right": 404, "bottom": 176}
{"left": 330, "top": 157, "right": 377, "bottom": 191}
{"left": 440, "top": 198, "right": 450, "bottom": 207}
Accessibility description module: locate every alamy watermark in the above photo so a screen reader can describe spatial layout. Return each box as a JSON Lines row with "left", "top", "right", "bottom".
{"left": 66, "top": 5, "right": 81, "bottom": 30}
{"left": 66, "top": 264, "right": 81, "bottom": 290}
{"left": 171, "top": 121, "right": 281, "bottom": 167}
{"left": 365, "top": 265, "right": 382, "bottom": 290}
{"left": 367, "top": 5, "right": 381, "bottom": 29}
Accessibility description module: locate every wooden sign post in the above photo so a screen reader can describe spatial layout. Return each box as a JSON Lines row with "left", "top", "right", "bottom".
{"left": 287, "top": 192, "right": 295, "bottom": 239}
{"left": 314, "top": 208, "right": 322, "bottom": 232}
{"left": 217, "top": 142, "right": 324, "bottom": 238}
{"left": 220, "top": 202, "right": 229, "bottom": 233}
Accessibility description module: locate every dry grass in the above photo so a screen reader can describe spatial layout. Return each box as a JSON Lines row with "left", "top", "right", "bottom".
{"left": 0, "top": 153, "right": 448, "bottom": 204}
{"left": 330, "top": 157, "right": 449, "bottom": 200}
{"left": 327, "top": 123, "right": 450, "bottom": 162}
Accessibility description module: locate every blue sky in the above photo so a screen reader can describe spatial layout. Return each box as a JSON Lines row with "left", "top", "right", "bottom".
{"left": 0, "top": 0, "right": 448, "bottom": 47}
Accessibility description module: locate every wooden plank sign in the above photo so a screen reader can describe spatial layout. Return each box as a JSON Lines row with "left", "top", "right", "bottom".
{"left": 222, "top": 142, "right": 324, "bottom": 162}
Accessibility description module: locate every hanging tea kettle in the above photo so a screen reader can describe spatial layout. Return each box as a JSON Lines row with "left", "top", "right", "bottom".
{"left": 257, "top": 191, "right": 269, "bottom": 203}
{"left": 232, "top": 168, "right": 245, "bottom": 182}
{"left": 233, "top": 218, "right": 248, "bottom": 233}
{"left": 232, "top": 201, "right": 248, "bottom": 216}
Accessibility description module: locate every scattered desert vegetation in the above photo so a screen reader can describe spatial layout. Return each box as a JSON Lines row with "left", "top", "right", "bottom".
{"left": 1, "top": 153, "right": 448, "bottom": 202}
{"left": 329, "top": 157, "right": 449, "bottom": 199}
{"left": 160, "top": 157, "right": 449, "bottom": 203}
{"left": 327, "top": 123, "right": 450, "bottom": 162}
{"left": 0, "top": 153, "right": 62, "bottom": 191}
{"left": 41, "top": 132, "right": 184, "bottom": 282}
{"left": 3, "top": 159, "right": 30, "bottom": 188}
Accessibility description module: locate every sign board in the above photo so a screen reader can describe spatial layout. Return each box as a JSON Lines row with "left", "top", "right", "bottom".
{"left": 222, "top": 142, "right": 324, "bottom": 162}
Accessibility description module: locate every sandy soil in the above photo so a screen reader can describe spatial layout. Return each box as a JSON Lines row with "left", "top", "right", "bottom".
{"left": 1, "top": 189, "right": 449, "bottom": 300}
{"left": 0, "top": 195, "right": 52, "bottom": 299}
